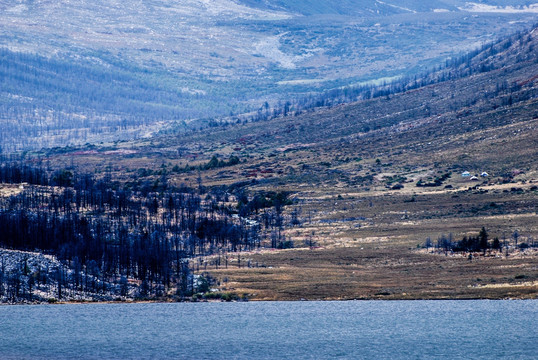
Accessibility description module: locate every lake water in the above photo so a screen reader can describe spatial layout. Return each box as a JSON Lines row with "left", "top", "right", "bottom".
{"left": 1, "top": 300, "right": 536, "bottom": 359}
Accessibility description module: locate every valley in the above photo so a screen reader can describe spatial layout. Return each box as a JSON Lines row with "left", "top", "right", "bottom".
{"left": 2, "top": 23, "right": 536, "bottom": 302}
{"left": 1, "top": 0, "right": 537, "bottom": 151}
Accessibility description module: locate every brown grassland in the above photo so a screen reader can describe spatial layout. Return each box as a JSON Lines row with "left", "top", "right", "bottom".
{"left": 202, "top": 246, "right": 538, "bottom": 300}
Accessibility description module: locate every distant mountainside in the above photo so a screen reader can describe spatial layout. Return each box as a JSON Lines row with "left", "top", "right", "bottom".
{"left": 239, "top": 0, "right": 538, "bottom": 14}
{"left": 143, "top": 24, "right": 538, "bottom": 186}
{"left": 1, "top": 0, "right": 537, "bottom": 152}
{"left": 36, "top": 24, "right": 537, "bottom": 191}
{"left": 238, "top": 0, "right": 458, "bottom": 15}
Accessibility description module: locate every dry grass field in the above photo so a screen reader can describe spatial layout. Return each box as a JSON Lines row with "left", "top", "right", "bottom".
{"left": 201, "top": 246, "right": 537, "bottom": 300}
{"left": 194, "top": 182, "right": 537, "bottom": 300}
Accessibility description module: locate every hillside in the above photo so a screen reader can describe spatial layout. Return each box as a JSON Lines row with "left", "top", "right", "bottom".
{"left": 2, "top": 25, "right": 536, "bottom": 302}
{"left": 239, "top": 0, "right": 538, "bottom": 15}
{"left": 1, "top": 0, "right": 537, "bottom": 152}
{"left": 64, "top": 25, "right": 537, "bottom": 190}
{"left": 238, "top": 0, "right": 458, "bottom": 15}
{"left": 178, "top": 26, "right": 538, "bottom": 300}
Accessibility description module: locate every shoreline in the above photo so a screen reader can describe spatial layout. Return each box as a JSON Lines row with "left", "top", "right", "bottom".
{"left": 2, "top": 295, "right": 537, "bottom": 306}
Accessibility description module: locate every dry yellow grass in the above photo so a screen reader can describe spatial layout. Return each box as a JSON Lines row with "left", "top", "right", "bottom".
{"left": 201, "top": 245, "right": 538, "bottom": 300}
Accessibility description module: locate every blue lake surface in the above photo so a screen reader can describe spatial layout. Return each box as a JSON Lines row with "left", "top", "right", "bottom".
{"left": 1, "top": 300, "right": 536, "bottom": 359}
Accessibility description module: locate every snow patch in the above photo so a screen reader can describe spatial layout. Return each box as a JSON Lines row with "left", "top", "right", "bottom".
{"left": 0, "top": 249, "right": 60, "bottom": 274}
{"left": 376, "top": 0, "right": 417, "bottom": 14}
{"left": 277, "top": 79, "right": 326, "bottom": 86}
{"left": 459, "top": 3, "right": 538, "bottom": 14}
{"left": 6, "top": 4, "right": 28, "bottom": 14}
{"left": 254, "top": 34, "right": 312, "bottom": 70}
{"left": 181, "top": 87, "right": 207, "bottom": 96}
{"left": 348, "top": 75, "right": 402, "bottom": 88}
{"left": 195, "top": 0, "right": 293, "bottom": 20}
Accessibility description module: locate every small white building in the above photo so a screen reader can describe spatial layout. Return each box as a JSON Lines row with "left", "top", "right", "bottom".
{"left": 481, "top": 172, "right": 489, "bottom": 177}
{"left": 470, "top": 176, "right": 479, "bottom": 181}
{"left": 462, "top": 171, "right": 470, "bottom": 177}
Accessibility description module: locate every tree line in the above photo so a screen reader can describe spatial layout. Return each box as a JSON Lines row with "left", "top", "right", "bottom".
{"left": 425, "top": 227, "right": 536, "bottom": 255}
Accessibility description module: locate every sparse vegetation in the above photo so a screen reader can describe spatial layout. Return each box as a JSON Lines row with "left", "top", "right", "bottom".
{"left": 1, "top": 23, "right": 537, "bottom": 302}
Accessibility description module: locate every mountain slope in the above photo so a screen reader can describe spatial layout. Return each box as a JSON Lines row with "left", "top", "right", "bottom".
{"left": 0, "top": 48, "right": 243, "bottom": 152}
{"left": 142, "top": 25, "right": 538, "bottom": 183}
{"left": 43, "top": 24, "right": 538, "bottom": 214}
{"left": 238, "top": 0, "right": 538, "bottom": 15}
{"left": 238, "top": 0, "right": 459, "bottom": 15}
{"left": 1, "top": 0, "right": 537, "bottom": 152}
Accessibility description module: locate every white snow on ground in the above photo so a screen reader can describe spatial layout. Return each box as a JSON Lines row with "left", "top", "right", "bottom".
{"left": 0, "top": 248, "right": 135, "bottom": 303}
{"left": 0, "top": 249, "right": 60, "bottom": 273}
{"left": 348, "top": 75, "right": 403, "bottom": 88}
{"left": 376, "top": 0, "right": 417, "bottom": 14}
{"left": 196, "top": 0, "right": 293, "bottom": 20}
{"left": 181, "top": 87, "right": 207, "bottom": 96}
{"left": 459, "top": 3, "right": 538, "bottom": 13}
{"left": 277, "top": 79, "right": 327, "bottom": 85}
{"left": 6, "top": 0, "right": 293, "bottom": 22}
{"left": 6, "top": 4, "right": 28, "bottom": 13}
{"left": 254, "top": 34, "right": 312, "bottom": 69}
